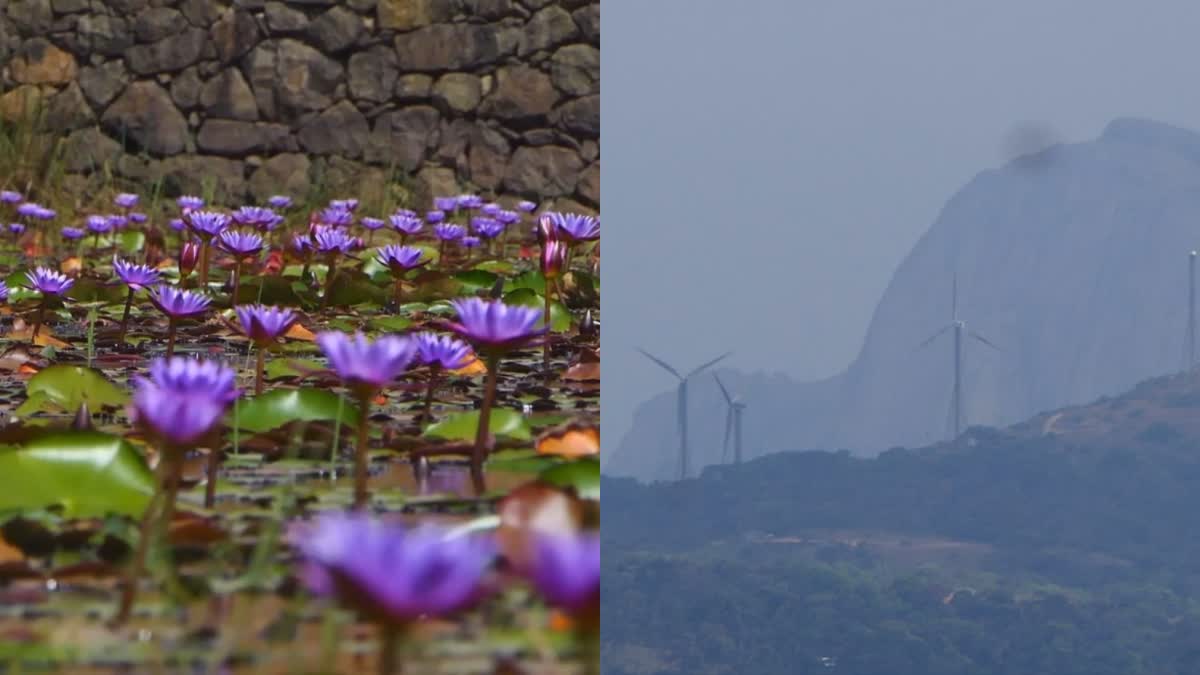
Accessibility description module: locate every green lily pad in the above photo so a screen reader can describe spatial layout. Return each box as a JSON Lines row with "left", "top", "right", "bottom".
{"left": 0, "top": 431, "right": 155, "bottom": 519}
{"left": 233, "top": 388, "right": 360, "bottom": 433}
{"left": 486, "top": 448, "right": 559, "bottom": 474}
{"left": 474, "top": 260, "right": 514, "bottom": 274}
{"left": 264, "top": 357, "right": 323, "bottom": 380}
{"left": 539, "top": 458, "right": 600, "bottom": 500}
{"left": 453, "top": 269, "right": 500, "bottom": 293}
{"left": 237, "top": 275, "right": 305, "bottom": 305}
{"left": 502, "top": 288, "right": 572, "bottom": 332}
{"left": 423, "top": 409, "right": 532, "bottom": 443}
{"left": 16, "top": 365, "right": 129, "bottom": 416}
{"left": 368, "top": 316, "right": 413, "bottom": 332}
{"left": 503, "top": 270, "right": 545, "bottom": 295}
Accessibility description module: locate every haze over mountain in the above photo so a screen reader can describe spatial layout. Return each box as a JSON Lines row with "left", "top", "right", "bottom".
{"left": 606, "top": 118, "right": 1200, "bottom": 481}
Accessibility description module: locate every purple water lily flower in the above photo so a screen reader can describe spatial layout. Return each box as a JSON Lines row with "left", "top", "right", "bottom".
{"left": 149, "top": 285, "right": 211, "bottom": 319}
{"left": 481, "top": 203, "right": 501, "bottom": 217}
{"left": 85, "top": 215, "right": 111, "bottom": 234}
{"left": 460, "top": 235, "right": 481, "bottom": 249}
{"left": 130, "top": 356, "right": 238, "bottom": 445}
{"left": 320, "top": 206, "right": 354, "bottom": 228}
{"left": 415, "top": 332, "right": 473, "bottom": 370}
{"left": 8, "top": 223, "right": 25, "bottom": 235}
{"left": 456, "top": 194, "right": 483, "bottom": 210}
{"left": 169, "top": 218, "right": 186, "bottom": 232}
{"left": 446, "top": 298, "right": 544, "bottom": 353}
{"left": 433, "top": 196, "right": 458, "bottom": 212}
{"left": 129, "top": 212, "right": 148, "bottom": 224}
{"left": 529, "top": 532, "right": 600, "bottom": 618}
{"left": 231, "top": 206, "right": 281, "bottom": 231}
{"left": 217, "top": 229, "right": 265, "bottom": 258}
{"left": 542, "top": 239, "right": 567, "bottom": 279}
{"left": 0, "top": 191, "right": 22, "bottom": 204}
{"left": 313, "top": 226, "right": 356, "bottom": 255}
{"left": 329, "top": 199, "right": 359, "bottom": 213}
{"left": 0, "top": 284, "right": 8, "bottom": 302}
{"left": 496, "top": 210, "right": 521, "bottom": 226}
{"left": 177, "top": 195, "right": 204, "bottom": 211}
{"left": 267, "top": 195, "right": 292, "bottom": 209}
{"left": 106, "top": 214, "right": 128, "bottom": 230}
{"left": 16, "top": 202, "right": 41, "bottom": 218}
{"left": 433, "top": 223, "right": 466, "bottom": 242}
{"left": 375, "top": 244, "right": 427, "bottom": 274}
{"left": 544, "top": 212, "right": 600, "bottom": 243}
{"left": 471, "top": 218, "right": 504, "bottom": 239}
{"left": 425, "top": 210, "right": 445, "bottom": 224}
{"left": 33, "top": 207, "right": 55, "bottom": 221}
{"left": 291, "top": 234, "right": 312, "bottom": 254}
{"left": 113, "top": 257, "right": 161, "bottom": 291}
{"left": 390, "top": 213, "right": 423, "bottom": 236}
{"left": 186, "top": 210, "right": 232, "bottom": 239}
{"left": 24, "top": 267, "right": 74, "bottom": 296}
{"left": 236, "top": 304, "right": 299, "bottom": 345}
{"left": 516, "top": 200, "right": 537, "bottom": 213}
{"left": 291, "top": 514, "right": 495, "bottom": 626}
{"left": 179, "top": 241, "right": 200, "bottom": 278}
{"left": 316, "top": 331, "right": 417, "bottom": 394}
{"left": 60, "top": 226, "right": 85, "bottom": 240}
{"left": 361, "top": 217, "right": 385, "bottom": 231}
{"left": 114, "top": 193, "right": 139, "bottom": 209}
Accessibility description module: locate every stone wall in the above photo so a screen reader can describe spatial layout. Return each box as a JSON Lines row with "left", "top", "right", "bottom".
{"left": 0, "top": 0, "right": 599, "bottom": 210}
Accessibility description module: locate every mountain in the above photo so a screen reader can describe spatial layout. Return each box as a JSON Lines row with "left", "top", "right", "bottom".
{"left": 606, "top": 117, "right": 1200, "bottom": 482}
{"left": 602, "top": 370, "right": 1200, "bottom": 675}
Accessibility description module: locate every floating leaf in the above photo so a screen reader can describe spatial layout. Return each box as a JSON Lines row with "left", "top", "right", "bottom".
{"left": 368, "top": 316, "right": 412, "bottom": 332}
{"left": 502, "top": 288, "right": 572, "bottom": 332}
{"left": 233, "top": 388, "right": 360, "bottom": 433}
{"left": 504, "top": 270, "right": 545, "bottom": 295}
{"left": 0, "top": 431, "right": 155, "bottom": 519}
{"left": 16, "top": 365, "right": 128, "bottom": 417}
{"left": 283, "top": 323, "right": 316, "bottom": 341}
{"left": 423, "top": 409, "right": 532, "bottom": 442}
{"left": 453, "top": 270, "right": 499, "bottom": 293}
{"left": 449, "top": 353, "right": 487, "bottom": 376}
{"left": 474, "top": 260, "right": 514, "bottom": 274}
{"left": 536, "top": 423, "right": 599, "bottom": 458}
{"left": 486, "top": 449, "right": 559, "bottom": 474}
{"left": 539, "top": 458, "right": 600, "bottom": 499}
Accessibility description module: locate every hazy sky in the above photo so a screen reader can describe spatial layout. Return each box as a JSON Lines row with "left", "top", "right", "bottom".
{"left": 600, "top": 0, "right": 1200, "bottom": 449}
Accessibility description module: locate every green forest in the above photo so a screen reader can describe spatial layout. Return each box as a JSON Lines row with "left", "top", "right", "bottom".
{"left": 602, "top": 424, "right": 1200, "bottom": 674}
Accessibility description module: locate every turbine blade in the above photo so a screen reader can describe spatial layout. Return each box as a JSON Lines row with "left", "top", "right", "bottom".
{"left": 952, "top": 273, "right": 958, "bottom": 320}
{"left": 686, "top": 351, "right": 733, "bottom": 378}
{"left": 713, "top": 373, "right": 734, "bottom": 404}
{"left": 914, "top": 324, "right": 951, "bottom": 351}
{"left": 969, "top": 331, "right": 1001, "bottom": 351}
{"left": 635, "top": 347, "right": 683, "bottom": 379}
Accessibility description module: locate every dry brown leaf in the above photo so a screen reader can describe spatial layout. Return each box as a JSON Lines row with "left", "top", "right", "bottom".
{"left": 59, "top": 257, "right": 82, "bottom": 275}
{"left": 536, "top": 422, "right": 600, "bottom": 458}
{"left": 7, "top": 323, "right": 71, "bottom": 349}
{"left": 450, "top": 354, "right": 487, "bottom": 376}
{"left": 284, "top": 323, "right": 316, "bottom": 341}
{"left": 562, "top": 361, "right": 600, "bottom": 382}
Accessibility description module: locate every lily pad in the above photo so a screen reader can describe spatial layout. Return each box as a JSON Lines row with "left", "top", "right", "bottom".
{"left": 0, "top": 431, "right": 155, "bottom": 519}
{"left": 16, "top": 365, "right": 129, "bottom": 416}
{"left": 486, "top": 449, "right": 559, "bottom": 474}
{"left": 232, "top": 388, "right": 360, "bottom": 433}
{"left": 423, "top": 409, "right": 533, "bottom": 442}
{"left": 539, "top": 458, "right": 600, "bottom": 500}
{"left": 502, "top": 288, "right": 572, "bottom": 332}
{"left": 504, "top": 270, "right": 545, "bottom": 295}
{"left": 453, "top": 270, "right": 500, "bottom": 293}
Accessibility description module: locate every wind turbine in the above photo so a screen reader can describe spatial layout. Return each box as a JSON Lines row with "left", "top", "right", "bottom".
{"left": 915, "top": 274, "right": 1000, "bottom": 440}
{"left": 713, "top": 373, "right": 747, "bottom": 464}
{"left": 1186, "top": 250, "right": 1197, "bottom": 371}
{"left": 636, "top": 348, "right": 732, "bottom": 480}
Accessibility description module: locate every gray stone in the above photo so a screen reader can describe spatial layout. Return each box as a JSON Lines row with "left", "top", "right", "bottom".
{"left": 549, "top": 44, "right": 598, "bottom": 96}
{"left": 135, "top": 8, "right": 187, "bottom": 42}
{"left": 297, "top": 100, "right": 369, "bottom": 157}
{"left": 432, "top": 73, "right": 482, "bottom": 114}
{"left": 248, "top": 153, "right": 311, "bottom": 203}
{"left": 159, "top": 155, "right": 247, "bottom": 203}
{"left": 467, "top": 124, "right": 510, "bottom": 190}
{"left": 521, "top": 128, "right": 557, "bottom": 146}
{"left": 347, "top": 46, "right": 398, "bottom": 103}
{"left": 479, "top": 65, "right": 558, "bottom": 121}
{"left": 77, "top": 15, "right": 134, "bottom": 57}
{"left": 169, "top": 66, "right": 203, "bottom": 109}
{"left": 580, "top": 138, "right": 598, "bottom": 162}
{"left": 108, "top": 0, "right": 150, "bottom": 12}
{"left": 51, "top": 0, "right": 89, "bottom": 13}
{"left": 411, "top": 165, "right": 457, "bottom": 206}
{"left": 100, "top": 81, "right": 189, "bottom": 156}
{"left": 365, "top": 105, "right": 439, "bottom": 171}
{"left": 347, "top": 0, "right": 377, "bottom": 13}
{"left": 577, "top": 161, "right": 597, "bottom": 205}
{"left": 200, "top": 68, "right": 259, "bottom": 120}
{"left": 551, "top": 94, "right": 598, "bottom": 138}
{"left": 196, "top": 119, "right": 294, "bottom": 155}
{"left": 465, "top": 0, "right": 521, "bottom": 19}
{"left": 520, "top": 5, "right": 576, "bottom": 56}
{"left": 282, "top": 0, "right": 337, "bottom": 5}
{"left": 212, "top": 9, "right": 261, "bottom": 64}
{"left": 0, "top": 16, "right": 15, "bottom": 65}
{"left": 433, "top": 118, "right": 472, "bottom": 166}
{"left": 241, "top": 38, "right": 344, "bottom": 122}
{"left": 375, "top": 0, "right": 455, "bottom": 31}
{"left": 394, "top": 23, "right": 517, "bottom": 71}
{"left": 573, "top": 4, "right": 598, "bottom": 43}
{"left": 394, "top": 73, "right": 432, "bottom": 101}
{"left": 234, "top": 0, "right": 266, "bottom": 9}
{"left": 264, "top": 2, "right": 308, "bottom": 32}
{"left": 516, "top": 0, "right": 553, "bottom": 9}
{"left": 179, "top": 0, "right": 222, "bottom": 27}
{"left": 79, "top": 60, "right": 127, "bottom": 109}
{"left": 10, "top": 38, "right": 77, "bottom": 85}
{"left": 503, "top": 145, "right": 582, "bottom": 197}
{"left": 0, "top": 85, "right": 47, "bottom": 123}
{"left": 45, "top": 82, "right": 94, "bottom": 132}
{"left": 114, "top": 154, "right": 157, "bottom": 182}
{"left": 311, "top": 156, "right": 389, "bottom": 205}
{"left": 7, "top": 0, "right": 53, "bottom": 35}
{"left": 62, "top": 126, "right": 123, "bottom": 171}
{"left": 125, "top": 27, "right": 207, "bottom": 74}
{"left": 306, "top": 6, "right": 362, "bottom": 52}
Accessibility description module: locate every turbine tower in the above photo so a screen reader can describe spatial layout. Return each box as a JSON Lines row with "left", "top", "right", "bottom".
{"left": 1187, "top": 250, "right": 1197, "bottom": 371}
{"left": 713, "top": 373, "right": 747, "bottom": 464}
{"left": 915, "top": 275, "right": 1000, "bottom": 440}
{"left": 636, "top": 348, "right": 732, "bottom": 480}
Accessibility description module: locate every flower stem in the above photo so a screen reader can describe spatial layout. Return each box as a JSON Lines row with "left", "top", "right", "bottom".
{"left": 204, "top": 443, "right": 220, "bottom": 509}
{"left": 353, "top": 390, "right": 373, "bottom": 509}
{"left": 254, "top": 346, "right": 266, "bottom": 395}
{"left": 321, "top": 257, "right": 337, "bottom": 310}
{"left": 118, "top": 287, "right": 134, "bottom": 342}
{"left": 199, "top": 240, "right": 210, "bottom": 290}
{"left": 422, "top": 367, "right": 440, "bottom": 423}
{"left": 543, "top": 284, "right": 553, "bottom": 379}
{"left": 166, "top": 318, "right": 177, "bottom": 357}
{"left": 230, "top": 262, "right": 242, "bottom": 307}
{"left": 471, "top": 354, "right": 501, "bottom": 496}
{"left": 30, "top": 298, "right": 46, "bottom": 342}
{"left": 393, "top": 277, "right": 404, "bottom": 307}
{"left": 378, "top": 624, "right": 403, "bottom": 675}
{"left": 112, "top": 450, "right": 174, "bottom": 626}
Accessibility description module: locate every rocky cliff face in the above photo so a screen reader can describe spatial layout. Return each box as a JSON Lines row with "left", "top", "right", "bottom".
{"left": 0, "top": 0, "right": 598, "bottom": 207}
{"left": 606, "top": 118, "right": 1200, "bottom": 481}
